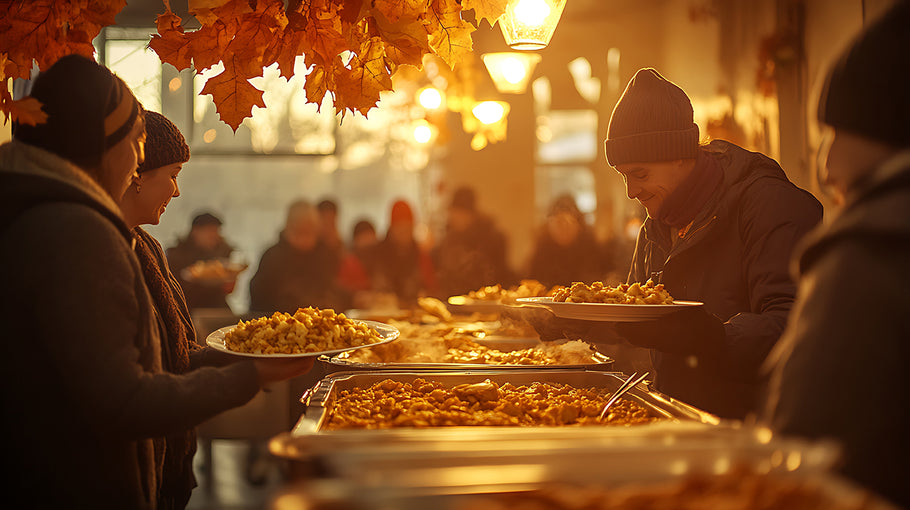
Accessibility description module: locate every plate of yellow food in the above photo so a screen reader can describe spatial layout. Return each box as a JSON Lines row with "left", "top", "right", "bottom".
{"left": 206, "top": 307, "right": 399, "bottom": 358}
{"left": 516, "top": 280, "right": 702, "bottom": 322}
{"left": 447, "top": 280, "right": 559, "bottom": 313}
{"left": 180, "top": 258, "right": 247, "bottom": 284}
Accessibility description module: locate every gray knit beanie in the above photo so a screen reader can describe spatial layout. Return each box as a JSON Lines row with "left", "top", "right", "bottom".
{"left": 604, "top": 68, "right": 699, "bottom": 166}
{"left": 137, "top": 111, "right": 190, "bottom": 173}
{"left": 819, "top": 1, "right": 910, "bottom": 148}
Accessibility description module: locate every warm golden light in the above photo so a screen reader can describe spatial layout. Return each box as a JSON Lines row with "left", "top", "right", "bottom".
{"left": 482, "top": 52, "right": 542, "bottom": 94}
{"left": 412, "top": 120, "right": 434, "bottom": 144}
{"left": 168, "top": 77, "right": 182, "bottom": 93}
{"left": 514, "top": 0, "right": 551, "bottom": 25}
{"left": 417, "top": 87, "right": 444, "bottom": 110}
{"left": 472, "top": 101, "right": 508, "bottom": 125}
{"left": 499, "top": 0, "right": 568, "bottom": 51}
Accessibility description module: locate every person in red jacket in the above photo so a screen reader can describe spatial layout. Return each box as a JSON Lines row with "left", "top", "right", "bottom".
{"left": 363, "top": 199, "right": 438, "bottom": 307}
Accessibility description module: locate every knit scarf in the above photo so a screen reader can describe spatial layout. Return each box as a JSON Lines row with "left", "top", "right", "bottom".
{"left": 132, "top": 228, "right": 192, "bottom": 373}
{"left": 132, "top": 227, "right": 197, "bottom": 507}
{"left": 657, "top": 150, "right": 724, "bottom": 229}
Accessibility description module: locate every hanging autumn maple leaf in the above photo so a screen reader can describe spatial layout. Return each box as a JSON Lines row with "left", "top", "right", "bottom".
{"left": 150, "top": 0, "right": 508, "bottom": 131}
{"left": 1, "top": 0, "right": 509, "bottom": 131}
{"left": 0, "top": 0, "right": 126, "bottom": 125}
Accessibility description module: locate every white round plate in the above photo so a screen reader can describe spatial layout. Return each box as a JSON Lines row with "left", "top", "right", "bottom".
{"left": 205, "top": 320, "right": 400, "bottom": 358}
{"left": 514, "top": 297, "right": 703, "bottom": 322}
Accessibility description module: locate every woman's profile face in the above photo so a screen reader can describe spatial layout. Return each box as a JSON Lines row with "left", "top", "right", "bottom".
{"left": 99, "top": 118, "right": 146, "bottom": 200}
{"left": 122, "top": 162, "right": 182, "bottom": 226}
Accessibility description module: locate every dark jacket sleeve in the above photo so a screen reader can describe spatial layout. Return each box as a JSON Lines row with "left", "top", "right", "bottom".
{"left": 12, "top": 206, "right": 260, "bottom": 439}
{"left": 765, "top": 241, "right": 908, "bottom": 504}
{"left": 715, "top": 178, "right": 822, "bottom": 380}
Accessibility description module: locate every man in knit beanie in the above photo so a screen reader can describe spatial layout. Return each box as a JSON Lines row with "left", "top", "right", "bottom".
{"left": 766, "top": 3, "right": 910, "bottom": 506}
{"left": 530, "top": 67, "right": 823, "bottom": 420}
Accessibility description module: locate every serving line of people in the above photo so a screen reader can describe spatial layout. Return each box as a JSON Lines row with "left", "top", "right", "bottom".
{"left": 1, "top": 2, "right": 908, "bottom": 507}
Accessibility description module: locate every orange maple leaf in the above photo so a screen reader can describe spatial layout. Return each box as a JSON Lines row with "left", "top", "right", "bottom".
{"left": 333, "top": 36, "right": 393, "bottom": 117}
{"left": 199, "top": 57, "right": 266, "bottom": 131}
{"left": 372, "top": 10, "right": 430, "bottom": 69}
{"left": 426, "top": 0, "right": 475, "bottom": 69}
{"left": 372, "top": 0, "right": 429, "bottom": 24}
{"left": 461, "top": 0, "right": 509, "bottom": 27}
{"left": 149, "top": 9, "right": 193, "bottom": 70}
{"left": 6, "top": 96, "right": 49, "bottom": 126}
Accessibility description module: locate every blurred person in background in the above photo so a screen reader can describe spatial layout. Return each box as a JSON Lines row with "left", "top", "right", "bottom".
{"left": 0, "top": 55, "right": 313, "bottom": 510}
{"left": 765, "top": 4, "right": 910, "bottom": 506}
{"left": 249, "top": 199, "right": 351, "bottom": 314}
{"left": 337, "top": 218, "right": 379, "bottom": 305}
{"left": 434, "top": 186, "right": 514, "bottom": 297}
{"left": 526, "top": 193, "right": 605, "bottom": 288}
{"left": 166, "top": 211, "right": 237, "bottom": 312}
{"left": 364, "top": 199, "right": 438, "bottom": 307}
{"left": 317, "top": 197, "right": 344, "bottom": 265}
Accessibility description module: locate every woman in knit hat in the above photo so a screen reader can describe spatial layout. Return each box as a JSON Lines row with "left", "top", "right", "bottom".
{"left": 118, "top": 110, "right": 202, "bottom": 509}
{"left": 0, "top": 56, "right": 313, "bottom": 509}
{"left": 765, "top": 3, "right": 910, "bottom": 506}
{"left": 529, "top": 67, "right": 824, "bottom": 421}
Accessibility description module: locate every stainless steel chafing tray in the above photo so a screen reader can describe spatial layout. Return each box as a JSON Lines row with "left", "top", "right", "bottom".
{"left": 320, "top": 337, "right": 614, "bottom": 372}
{"left": 272, "top": 370, "right": 720, "bottom": 462}
{"left": 267, "top": 428, "right": 893, "bottom": 510}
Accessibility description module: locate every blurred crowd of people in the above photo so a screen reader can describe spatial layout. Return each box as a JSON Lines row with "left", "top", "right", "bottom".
{"left": 177, "top": 185, "right": 639, "bottom": 317}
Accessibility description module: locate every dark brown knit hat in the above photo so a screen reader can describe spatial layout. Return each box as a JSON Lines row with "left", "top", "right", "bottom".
{"left": 604, "top": 68, "right": 699, "bottom": 166}
{"left": 14, "top": 54, "right": 141, "bottom": 171}
{"left": 137, "top": 110, "right": 190, "bottom": 173}
{"left": 819, "top": 1, "right": 910, "bottom": 148}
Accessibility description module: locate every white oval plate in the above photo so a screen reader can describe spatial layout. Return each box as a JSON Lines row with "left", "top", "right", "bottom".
{"left": 515, "top": 297, "right": 703, "bottom": 322}
{"left": 206, "top": 320, "right": 400, "bottom": 358}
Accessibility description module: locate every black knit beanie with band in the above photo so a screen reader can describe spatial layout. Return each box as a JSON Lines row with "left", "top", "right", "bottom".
{"left": 137, "top": 111, "right": 190, "bottom": 174}
{"left": 604, "top": 68, "right": 699, "bottom": 166}
{"left": 14, "top": 54, "right": 141, "bottom": 171}
{"left": 819, "top": 1, "right": 910, "bottom": 149}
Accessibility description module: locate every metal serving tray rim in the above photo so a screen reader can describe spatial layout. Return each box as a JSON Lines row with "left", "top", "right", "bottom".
{"left": 318, "top": 351, "right": 613, "bottom": 370}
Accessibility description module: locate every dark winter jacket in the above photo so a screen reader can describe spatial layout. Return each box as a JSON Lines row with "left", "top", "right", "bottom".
{"left": 628, "top": 139, "right": 823, "bottom": 419}
{"left": 765, "top": 152, "right": 910, "bottom": 508}
{"left": 527, "top": 228, "right": 605, "bottom": 288}
{"left": 363, "top": 237, "right": 438, "bottom": 305}
{"left": 249, "top": 234, "right": 349, "bottom": 314}
{"left": 166, "top": 236, "right": 234, "bottom": 311}
{"left": 434, "top": 214, "right": 514, "bottom": 297}
{"left": 0, "top": 141, "right": 259, "bottom": 510}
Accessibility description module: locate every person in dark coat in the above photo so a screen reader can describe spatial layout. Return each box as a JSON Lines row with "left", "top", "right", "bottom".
{"left": 764, "top": 4, "right": 910, "bottom": 507}
{"left": 337, "top": 218, "right": 378, "bottom": 299}
{"left": 249, "top": 199, "right": 350, "bottom": 314}
{"left": 528, "top": 68, "right": 822, "bottom": 420}
{"left": 526, "top": 194, "right": 605, "bottom": 288}
{"left": 166, "top": 212, "right": 236, "bottom": 311}
{"left": 0, "top": 55, "right": 313, "bottom": 510}
{"left": 364, "top": 199, "right": 438, "bottom": 307}
{"left": 434, "top": 186, "right": 514, "bottom": 297}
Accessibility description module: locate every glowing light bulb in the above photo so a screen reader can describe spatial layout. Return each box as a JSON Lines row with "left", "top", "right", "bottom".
{"left": 514, "top": 0, "right": 551, "bottom": 27}
{"left": 413, "top": 122, "right": 433, "bottom": 144}
{"left": 501, "top": 56, "right": 527, "bottom": 84}
{"left": 472, "top": 101, "right": 506, "bottom": 125}
{"left": 418, "top": 87, "right": 443, "bottom": 110}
